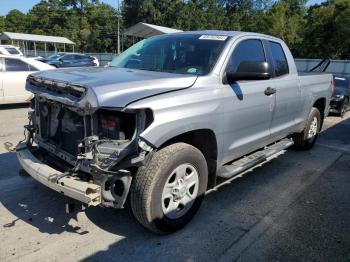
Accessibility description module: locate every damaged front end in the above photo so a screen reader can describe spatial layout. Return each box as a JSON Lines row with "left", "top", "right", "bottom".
{"left": 19, "top": 75, "right": 155, "bottom": 208}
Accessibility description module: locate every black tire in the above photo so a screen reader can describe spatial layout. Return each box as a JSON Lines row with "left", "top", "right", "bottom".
{"left": 340, "top": 98, "right": 349, "bottom": 118}
{"left": 130, "top": 142, "right": 208, "bottom": 234}
{"left": 293, "top": 107, "right": 321, "bottom": 150}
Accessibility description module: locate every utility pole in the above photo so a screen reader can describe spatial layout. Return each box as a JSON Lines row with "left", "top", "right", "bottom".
{"left": 117, "top": 0, "right": 120, "bottom": 54}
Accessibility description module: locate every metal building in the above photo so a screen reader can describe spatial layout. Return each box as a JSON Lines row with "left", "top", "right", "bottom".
{"left": 0, "top": 32, "right": 75, "bottom": 56}
{"left": 123, "top": 22, "right": 183, "bottom": 39}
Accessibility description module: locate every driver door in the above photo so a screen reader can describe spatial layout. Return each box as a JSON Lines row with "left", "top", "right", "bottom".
{"left": 221, "top": 39, "right": 275, "bottom": 163}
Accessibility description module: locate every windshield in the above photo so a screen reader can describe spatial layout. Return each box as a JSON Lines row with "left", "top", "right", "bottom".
{"left": 47, "top": 54, "right": 64, "bottom": 60}
{"left": 110, "top": 34, "right": 229, "bottom": 75}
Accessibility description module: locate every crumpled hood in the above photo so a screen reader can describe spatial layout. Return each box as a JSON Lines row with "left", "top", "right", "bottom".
{"left": 30, "top": 67, "right": 197, "bottom": 107}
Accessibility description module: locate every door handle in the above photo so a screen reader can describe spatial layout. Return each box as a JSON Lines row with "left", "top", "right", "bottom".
{"left": 264, "top": 87, "right": 276, "bottom": 96}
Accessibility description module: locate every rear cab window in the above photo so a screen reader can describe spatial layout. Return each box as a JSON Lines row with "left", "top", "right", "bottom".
{"left": 227, "top": 39, "right": 266, "bottom": 72}
{"left": 269, "top": 41, "right": 289, "bottom": 77}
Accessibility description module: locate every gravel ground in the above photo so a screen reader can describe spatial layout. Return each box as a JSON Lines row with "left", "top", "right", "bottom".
{"left": 0, "top": 104, "right": 349, "bottom": 262}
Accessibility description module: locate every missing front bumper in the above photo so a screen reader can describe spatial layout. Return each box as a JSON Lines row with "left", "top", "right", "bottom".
{"left": 16, "top": 142, "right": 101, "bottom": 206}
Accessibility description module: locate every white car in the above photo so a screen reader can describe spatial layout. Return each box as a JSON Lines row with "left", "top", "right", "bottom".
{"left": 0, "top": 45, "right": 24, "bottom": 56}
{"left": 91, "top": 56, "right": 100, "bottom": 67}
{"left": 0, "top": 55, "right": 54, "bottom": 104}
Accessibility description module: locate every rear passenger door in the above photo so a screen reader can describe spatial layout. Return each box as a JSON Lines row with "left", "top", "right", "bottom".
{"left": 221, "top": 39, "right": 275, "bottom": 163}
{"left": 267, "top": 41, "right": 300, "bottom": 140}
{"left": 74, "top": 55, "right": 88, "bottom": 67}
{"left": 60, "top": 55, "right": 75, "bottom": 67}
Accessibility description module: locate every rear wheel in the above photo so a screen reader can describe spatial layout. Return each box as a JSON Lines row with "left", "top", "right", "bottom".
{"left": 130, "top": 143, "right": 208, "bottom": 234}
{"left": 293, "top": 107, "right": 321, "bottom": 150}
{"left": 340, "top": 98, "right": 349, "bottom": 117}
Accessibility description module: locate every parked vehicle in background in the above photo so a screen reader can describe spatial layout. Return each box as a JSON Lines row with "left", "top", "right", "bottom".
{"left": 0, "top": 45, "right": 23, "bottom": 56}
{"left": 17, "top": 31, "right": 332, "bottom": 234}
{"left": 90, "top": 56, "right": 99, "bottom": 67}
{"left": 330, "top": 75, "right": 350, "bottom": 117}
{"left": 0, "top": 55, "right": 53, "bottom": 104}
{"left": 38, "top": 53, "right": 99, "bottom": 68}
{"left": 36, "top": 53, "right": 65, "bottom": 63}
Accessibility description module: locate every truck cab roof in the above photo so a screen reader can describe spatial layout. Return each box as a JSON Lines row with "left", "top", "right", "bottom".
{"left": 168, "top": 30, "right": 283, "bottom": 41}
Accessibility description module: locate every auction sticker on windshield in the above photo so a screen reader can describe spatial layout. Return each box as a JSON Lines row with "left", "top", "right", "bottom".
{"left": 199, "top": 35, "right": 228, "bottom": 41}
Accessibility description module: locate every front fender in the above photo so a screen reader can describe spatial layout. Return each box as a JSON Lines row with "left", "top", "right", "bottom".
{"left": 126, "top": 85, "right": 224, "bottom": 153}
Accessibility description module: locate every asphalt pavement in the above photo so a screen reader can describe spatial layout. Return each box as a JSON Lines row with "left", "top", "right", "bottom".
{"left": 0, "top": 104, "right": 349, "bottom": 262}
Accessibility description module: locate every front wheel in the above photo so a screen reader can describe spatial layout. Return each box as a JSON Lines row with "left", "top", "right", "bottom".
{"left": 130, "top": 143, "right": 208, "bottom": 234}
{"left": 293, "top": 107, "right": 321, "bottom": 150}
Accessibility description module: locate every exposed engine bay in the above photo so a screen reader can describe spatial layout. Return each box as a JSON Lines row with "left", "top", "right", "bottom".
{"left": 24, "top": 83, "right": 154, "bottom": 208}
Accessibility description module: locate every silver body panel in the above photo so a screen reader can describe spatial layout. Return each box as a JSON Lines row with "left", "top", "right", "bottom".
{"left": 127, "top": 32, "right": 333, "bottom": 167}
{"left": 23, "top": 30, "right": 333, "bottom": 179}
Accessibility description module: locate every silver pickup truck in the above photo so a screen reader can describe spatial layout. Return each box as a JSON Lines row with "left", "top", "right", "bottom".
{"left": 17, "top": 31, "right": 333, "bottom": 234}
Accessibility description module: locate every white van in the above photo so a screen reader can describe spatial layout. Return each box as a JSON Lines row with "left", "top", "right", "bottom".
{"left": 0, "top": 45, "right": 24, "bottom": 56}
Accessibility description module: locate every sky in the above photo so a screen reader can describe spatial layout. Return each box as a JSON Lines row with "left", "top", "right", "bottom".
{"left": 0, "top": 0, "right": 325, "bottom": 16}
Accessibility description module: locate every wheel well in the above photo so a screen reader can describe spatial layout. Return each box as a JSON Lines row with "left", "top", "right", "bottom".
{"left": 160, "top": 129, "right": 218, "bottom": 189}
{"left": 313, "top": 98, "right": 326, "bottom": 128}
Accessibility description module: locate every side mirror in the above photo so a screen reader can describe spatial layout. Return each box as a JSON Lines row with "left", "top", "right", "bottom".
{"left": 226, "top": 61, "right": 270, "bottom": 83}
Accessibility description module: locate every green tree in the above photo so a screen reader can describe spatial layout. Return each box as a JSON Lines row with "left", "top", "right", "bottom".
{"left": 266, "top": 0, "right": 306, "bottom": 55}
{"left": 122, "top": 0, "right": 182, "bottom": 28}
{"left": 122, "top": 0, "right": 227, "bottom": 31}
{"left": 332, "top": 0, "right": 350, "bottom": 58}
{"left": 300, "top": 0, "right": 350, "bottom": 58}
{"left": 87, "top": 3, "right": 119, "bottom": 52}
{"left": 5, "top": 10, "right": 27, "bottom": 32}
{"left": 220, "top": 0, "right": 273, "bottom": 32}
{"left": 2, "top": 0, "right": 350, "bottom": 59}
{"left": 300, "top": 2, "right": 334, "bottom": 58}
{"left": 175, "top": 0, "right": 226, "bottom": 30}
{"left": 0, "top": 16, "right": 5, "bottom": 32}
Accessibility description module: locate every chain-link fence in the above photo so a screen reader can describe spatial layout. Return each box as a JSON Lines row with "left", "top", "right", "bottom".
{"left": 295, "top": 58, "right": 350, "bottom": 76}
{"left": 23, "top": 50, "right": 117, "bottom": 67}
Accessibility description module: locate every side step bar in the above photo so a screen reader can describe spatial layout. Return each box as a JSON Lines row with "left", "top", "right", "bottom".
{"left": 218, "top": 138, "right": 294, "bottom": 179}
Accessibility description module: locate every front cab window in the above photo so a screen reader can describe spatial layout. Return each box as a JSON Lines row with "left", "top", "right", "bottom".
{"left": 227, "top": 39, "right": 266, "bottom": 73}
